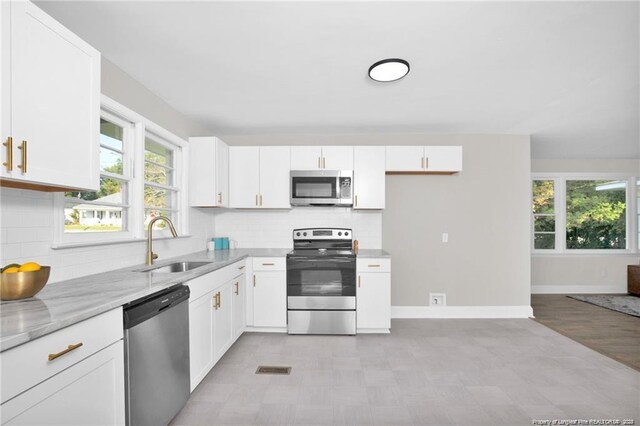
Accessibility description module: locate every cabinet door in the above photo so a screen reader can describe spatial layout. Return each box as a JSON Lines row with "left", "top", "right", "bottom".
{"left": 216, "top": 139, "right": 229, "bottom": 207}
{"left": 290, "top": 146, "right": 322, "bottom": 170}
{"left": 357, "top": 273, "right": 391, "bottom": 330}
{"left": 7, "top": 1, "right": 100, "bottom": 190}
{"left": 0, "top": 3, "right": 9, "bottom": 179}
{"left": 229, "top": 146, "right": 260, "bottom": 208}
{"left": 213, "top": 283, "right": 233, "bottom": 362}
{"left": 1, "top": 341, "right": 125, "bottom": 425}
{"left": 232, "top": 275, "right": 246, "bottom": 340}
{"left": 253, "top": 271, "right": 287, "bottom": 327}
{"left": 353, "top": 146, "right": 385, "bottom": 209}
{"left": 322, "top": 146, "right": 353, "bottom": 170}
{"left": 385, "top": 146, "right": 424, "bottom": 172}
{"left": 423, "top": 146, "right": 463, "bottom": 172}
{"left": 189, "top": 292, "right": 215, "bottom": 391}
{"left": 259, "top": 146, "right": 291, "bottom": 208}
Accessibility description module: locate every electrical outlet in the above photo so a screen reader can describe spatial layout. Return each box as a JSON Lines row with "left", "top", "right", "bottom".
{"left": 442, "top": 233, "right": 448, "bottom": 243}
{"left": 430, "top": 293, "right": 446, "bottom": 306}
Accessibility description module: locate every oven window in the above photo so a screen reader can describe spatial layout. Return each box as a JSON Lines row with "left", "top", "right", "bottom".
{"left": 292, "top": 177, "right": 336, "bottom": 198}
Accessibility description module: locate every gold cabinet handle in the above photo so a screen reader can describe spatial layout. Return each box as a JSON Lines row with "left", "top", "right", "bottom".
{"left": 358, "top": 276, "right": 361, "bottom": 288}
{"left": 262, "top": 263, "right": 274, "bottom": 266}
{"left": 323, "top": 157, "right": 326, "bottom": 168}
{"left": 425, "top": 157, "right": 429, "bottom": 169}
{"left": 368, "top": 264, "right": 380, "bottom": 267}
{"left": 421, "top": 156, "right": 424, "bottom": 169}
{"left": 213, "top": 292, "right": 217, "bottom": 309}
{"left": 355, "top": 195, "right": 358, "bottom": 207}
{"left": 217, "top": 292, "right": 221, "bottom": 308}
{"left": 253, "top": 275, "right": 256, "bottom": 287}
{"left": 218, "top": 192, "right": 222, "bottom": 204}
{"left": 18, "top": 140, "right": 27, "bottom": 174}
{"left": 3, "top": 136, "right": 12, "bottom": 172}
{"left": 259, "top": 194, "right": 263, "bottom": 206}
{"left": 318, "top": 157, "right": 321, "bottom": 168}
{"left": 48, "top": 342, "right": 83, "bottom": 361}
{"left": 255, "top": 194, "right": 259, "bottom": 206}
{"left": 234, "top": 282, "right": 239, "bottom": 295}
{"left": 238, "top": 265, "right": 245, "bottom": 270}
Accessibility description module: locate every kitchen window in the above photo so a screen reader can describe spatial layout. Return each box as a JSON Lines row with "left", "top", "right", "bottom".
{"left": 531, "top": 174, "right": 636, "bottom": 254}
{"left": 54, "top": 96, "right": 187, "bottom": 247}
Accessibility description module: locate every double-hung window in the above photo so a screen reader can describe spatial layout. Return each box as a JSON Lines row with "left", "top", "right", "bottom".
{"left": 531, "top": 174, "right": 635, "bottom": 253}
{"left": 55, "top": 96, "right": 187, "bottom": 246}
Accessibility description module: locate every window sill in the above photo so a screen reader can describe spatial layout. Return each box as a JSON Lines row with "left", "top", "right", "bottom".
{"left": 51, "top": 234, "right": 192, "bottom": 250}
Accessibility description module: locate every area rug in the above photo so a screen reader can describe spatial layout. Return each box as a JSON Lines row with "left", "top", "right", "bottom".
{"left": 568, "top": 294, "right": 640, "bottom": 318}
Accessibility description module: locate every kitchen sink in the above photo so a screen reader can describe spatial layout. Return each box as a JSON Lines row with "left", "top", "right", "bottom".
{"left": 144, "top": 261, "right": 212, "bottom": 274}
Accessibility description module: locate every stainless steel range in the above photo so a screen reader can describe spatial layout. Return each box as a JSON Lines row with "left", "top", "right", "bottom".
{"left": 286, "top": 228, "right": 356, "bottom": 335}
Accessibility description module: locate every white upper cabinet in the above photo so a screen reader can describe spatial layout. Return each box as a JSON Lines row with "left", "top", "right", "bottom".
{"left": 229, "top": 146, "right": 291, "bottom": 209}
{"left": 0, "top": 1, "right": 100, "bottom": 191}
{"left": 386, "top": 146, "right": 462, "bottom": 173}
{"left": 189, "top": 137, "right": 229, "bottom": 207}
{"left": 259, "top": 146, "right": 291, "bottom": 208}
{"left": 353, "top": 146, "right": 385, "bottom": 209}
{"left": 290, "top": 146, "right": 353, "bottom": 170}
{"left": 290, "top": 146, "right": 322, "bottom": 170}
{"left": 229, "top": 146, "right": 260, "bottom": 208}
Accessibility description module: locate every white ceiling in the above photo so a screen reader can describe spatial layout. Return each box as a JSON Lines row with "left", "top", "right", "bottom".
{"left": 36, "top": 1, "right": 639, "bottom": 159}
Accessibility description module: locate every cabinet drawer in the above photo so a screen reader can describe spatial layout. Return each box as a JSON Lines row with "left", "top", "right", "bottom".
{"left": 1, "top": 308, "right": 123, "bottom": 404}
{"left": 252, "top": 257, "right": 286, "bottom": 271}
{"left": 357, "top": 258, "right": 391, "bottom": 273}
{"left": 187, "top": 260, "right": 247, "bottom": 300}
{"left": 217, "top": 259, "right": 246, "bottom": 284}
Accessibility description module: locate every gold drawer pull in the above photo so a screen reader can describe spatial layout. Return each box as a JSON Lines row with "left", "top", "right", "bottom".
{"left": 48, "top": 342, "right": 83, "bottom": 361}
{"left": 238, "top": 265, "right": 245, "bottom": 270}
{"left": 3, "top": 136, "right": 12, "bottom": 171}
{"left": 259, "top": 194, "right": 263, "bottom": 206}
{"left": 262, "top": 263, "right": 274, "bottom": 266}
{"left": 18, "top": 140, "right": 27, "bottom": 174}
{"left": 368, "top": 264, "right": 380, "bottom": 267}
{"left": 425, "top": 157, "right": 429, "bottom": 168}
{"left": 218, "top": 192, "right": 222, "bottom": 204}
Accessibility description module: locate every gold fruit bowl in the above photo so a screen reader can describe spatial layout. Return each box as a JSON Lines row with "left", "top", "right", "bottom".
{"left": 0, "top": 267, "right": 51, "bottom": 301}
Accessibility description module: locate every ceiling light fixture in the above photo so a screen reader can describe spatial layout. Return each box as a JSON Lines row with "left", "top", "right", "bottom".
{"left": 368, "top": 58, "right": 410, "bottom": 82}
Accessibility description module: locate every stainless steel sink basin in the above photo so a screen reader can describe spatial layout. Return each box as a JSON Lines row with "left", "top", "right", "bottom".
{"left": 145, "top": 261, "right": 212, "bottom": 274}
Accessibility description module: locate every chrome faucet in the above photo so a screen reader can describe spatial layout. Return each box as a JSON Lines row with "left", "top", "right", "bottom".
{"left": 146, "top": 216, "right": 178, "bottom": 265}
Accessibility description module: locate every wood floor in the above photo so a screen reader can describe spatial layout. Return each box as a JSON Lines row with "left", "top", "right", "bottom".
{"left": 532, "top": 294, "right": 640, "bottom": 372}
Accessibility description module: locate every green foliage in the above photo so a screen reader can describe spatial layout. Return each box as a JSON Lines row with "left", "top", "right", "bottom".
{"left": 566, "top": 180, "right": 626, "bottom": 249}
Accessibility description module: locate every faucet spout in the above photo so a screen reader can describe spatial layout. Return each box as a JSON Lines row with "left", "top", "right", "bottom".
{"left": 146, "top": 216, "right": 178, "bottom": 265}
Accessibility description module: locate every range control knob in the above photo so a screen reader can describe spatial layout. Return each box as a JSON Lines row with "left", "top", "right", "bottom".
{"left": 303, "top": 232, "right": 307, "bottom": 236}
{"left": 296, "top": 232, "right": 301, "bottom": 237}
{"left": 345, "top": 232, "right": 349, "bottom": 236}
{"left": 338, "top": 232, "right": 342, "bottom": 236}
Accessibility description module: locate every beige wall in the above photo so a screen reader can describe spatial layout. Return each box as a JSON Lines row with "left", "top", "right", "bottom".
{"left": 531, "top": 159, "right": 639, "bottom": 293}
{"left": 101, "top": 58, "right": 210, "bottom": 139}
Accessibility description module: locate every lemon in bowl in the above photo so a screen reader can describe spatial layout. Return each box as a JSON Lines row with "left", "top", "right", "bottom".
{"left": 1, "top": 262, "right": 50, "bottom": 301}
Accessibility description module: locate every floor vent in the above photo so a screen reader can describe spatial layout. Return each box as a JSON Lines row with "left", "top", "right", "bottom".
{"left": 255, "top": 366, "right": 292, "bottom": 375}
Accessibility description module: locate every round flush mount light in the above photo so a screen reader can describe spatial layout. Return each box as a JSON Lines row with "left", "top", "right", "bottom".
{"left": 368, "top": 58, "right": 410, "bottom": 82}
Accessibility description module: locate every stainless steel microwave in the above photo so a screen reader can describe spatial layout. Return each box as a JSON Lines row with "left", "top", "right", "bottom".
{"left": 290, "top": 170, "right": 353, "bottom": 207}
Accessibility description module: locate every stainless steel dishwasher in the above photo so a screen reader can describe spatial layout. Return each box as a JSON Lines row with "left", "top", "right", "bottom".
{"left": 123, "top": 284, "right": 190, "bottom": 426}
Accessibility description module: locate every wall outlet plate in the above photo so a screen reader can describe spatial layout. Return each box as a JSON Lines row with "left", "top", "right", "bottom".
{"left": 430, "top": 293, "right": 446, "bottom": 306}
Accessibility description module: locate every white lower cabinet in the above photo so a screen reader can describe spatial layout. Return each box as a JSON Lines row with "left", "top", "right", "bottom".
{"left": 2, "top": 341, "right": 125, "bottom": 425}
{"left": 249, "top": 257, "right": 287, "bottom": 329}
{"left": 357, "top": 258, "right": 391, "bottom": 332}
{"left": 0, "top": 308, "right": 125, "bottom": 425}
{"left": 187, "top": 261, "right": 246, "bottom": 391}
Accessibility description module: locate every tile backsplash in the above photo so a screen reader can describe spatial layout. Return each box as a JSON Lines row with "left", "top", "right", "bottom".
{"left": 212, "top": 207, "right": 382, "bottom": 249}
{"left": 1, "top": 188, "right": 382, "bottom": 284}
{"left": 0, "top": 188, "right": 215, "bottom": 284}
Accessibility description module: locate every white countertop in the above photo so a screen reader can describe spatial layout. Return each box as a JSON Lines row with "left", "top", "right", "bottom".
{"left": 0, "top": 247, "right": 390, "bottom": 352}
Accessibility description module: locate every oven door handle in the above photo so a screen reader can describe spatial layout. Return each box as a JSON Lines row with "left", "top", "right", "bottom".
{"left": 287, "top": 256, "right": 355, "bottom": 263}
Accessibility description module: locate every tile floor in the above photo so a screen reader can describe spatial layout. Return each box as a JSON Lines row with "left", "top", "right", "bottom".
{"left": 170, "top": 319, "right": 640, "bottom": 425}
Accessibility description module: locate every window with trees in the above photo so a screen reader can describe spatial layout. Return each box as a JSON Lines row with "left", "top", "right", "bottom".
{"left": 55, "top": 97, "right": 187, "bottom": 246}
{"left": 532, "top": 175, "right": 633, "bottom": 253}
{"left": 63, "top": 113, "right": 131, "bottom": 234}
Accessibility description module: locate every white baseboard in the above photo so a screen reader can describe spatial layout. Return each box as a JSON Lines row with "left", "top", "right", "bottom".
{"left": 357, "top": 328, "right": 390, "bottom": 334}
{"left": 531, "top": 284, "right": 626, "bottom": 294}
{"left": 391, "top": 305, "right": 533, "bottom": 319}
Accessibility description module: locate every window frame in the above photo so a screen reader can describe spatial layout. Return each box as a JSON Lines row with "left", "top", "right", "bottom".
{"left": 531, "top": 172, "right": 637, "bottom": 255}
{"left": 53, "top": 95, "right": 189, "bottom": 247}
